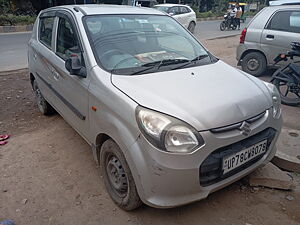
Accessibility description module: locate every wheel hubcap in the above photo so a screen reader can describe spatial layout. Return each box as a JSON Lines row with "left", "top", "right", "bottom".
{"left": 106, "top": 155, "right": 128, "bottom": 197}
{"left": 247, "top": 58, "right": 260, "bottom": 71}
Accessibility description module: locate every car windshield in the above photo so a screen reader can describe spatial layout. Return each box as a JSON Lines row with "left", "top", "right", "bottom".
{"left": 153, "top": 6, "right": 170, "bottom": 13}
{"left": 84, "top": 14, "right": 212, "bottom": 75}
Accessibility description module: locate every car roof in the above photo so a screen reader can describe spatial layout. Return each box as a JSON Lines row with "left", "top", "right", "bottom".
{"left": 269, "top": 0, "right": 300, "bottom": 5}
{"left": 154, "top": 4, "right": 190, "bottom": 7}
{"left": 43, "top": 4, "right": 165, "bottom": 15}
{"left": 267, "top": 4, "right": 300, "bottom": 8}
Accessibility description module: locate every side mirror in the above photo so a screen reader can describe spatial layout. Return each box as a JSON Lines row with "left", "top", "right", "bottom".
{"left": 65, "top": 56, "right": 86, "bottom": 78}
{"left": 168, "top": 12, "right": 174, "bottom": 16}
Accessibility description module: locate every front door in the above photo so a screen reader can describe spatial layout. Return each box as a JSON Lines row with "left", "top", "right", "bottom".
{"left": 261, "top": 10, "right": 300, "bottom": 66}
{"left": 48, "top": 11, "right": 91, "bottom": 142}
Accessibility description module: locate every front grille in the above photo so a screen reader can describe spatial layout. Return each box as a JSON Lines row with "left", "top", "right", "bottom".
{"left": 199, "top": 128, "right": 276, "bottom": 187}
{"left": 210, "top": 111, "right": 266, "bottom": 133}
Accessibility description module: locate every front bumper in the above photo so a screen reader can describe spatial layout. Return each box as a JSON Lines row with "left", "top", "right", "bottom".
{"left": 128, "top": 108, "right": 282, "bottom": 208}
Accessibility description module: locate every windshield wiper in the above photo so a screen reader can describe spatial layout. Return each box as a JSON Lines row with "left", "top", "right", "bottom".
{"left": 171, "top": 54, "right": 210, "bottom": 70}
{"left": 131, "top": 58, "right": 190, "bottom": 75}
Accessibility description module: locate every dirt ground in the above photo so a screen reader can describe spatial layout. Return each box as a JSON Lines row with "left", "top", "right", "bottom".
{"left": 1, "top": 36, "right": 300, "bottom": 225}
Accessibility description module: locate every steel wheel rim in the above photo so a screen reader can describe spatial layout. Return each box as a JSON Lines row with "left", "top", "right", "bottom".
{"left": 247, "top": 58, "right": 260, "bottom": 71}
{"left": 106, "top": 154, "right": 128, "bottom": 197}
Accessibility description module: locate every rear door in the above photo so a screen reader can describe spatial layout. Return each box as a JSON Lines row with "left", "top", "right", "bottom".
{"left": 261, "top": 10, "right": 300, "bottom": 66}
{"left": 29, "top": 12, "right": 57, "bottom": 106}
{"left": 169, "top": 7, "right": 184, "bottom": 25}
{"left": 179, "top": 6, "right": 190, "bottom": 28}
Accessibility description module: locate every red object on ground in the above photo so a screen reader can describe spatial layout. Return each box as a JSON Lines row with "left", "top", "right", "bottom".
{"left": 0, "top": 135, "right": 10, "bottom": 141}
{"left": 0, "top": 141, "right": 8, "bottom": 146}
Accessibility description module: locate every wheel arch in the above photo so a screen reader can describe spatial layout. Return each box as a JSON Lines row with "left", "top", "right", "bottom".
{"left": 239, "top": 49, "right": 268, "bottom": 65}
{"left": 30, "top": 72, "right": 35, "bottom": 88}
{"left": 94, "top": 133, "right": 111, "bottom": 164}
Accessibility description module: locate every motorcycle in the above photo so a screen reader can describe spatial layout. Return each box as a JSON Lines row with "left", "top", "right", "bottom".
{"left": 220, "top": 13, "right": 237, "bottom": 31}
{"left": 271, "top": 42, "right": 300, "bottom": 106}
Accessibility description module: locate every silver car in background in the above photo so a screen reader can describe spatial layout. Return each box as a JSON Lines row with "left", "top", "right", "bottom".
{"left": 237, "top": 5, "right": 300, "bottom": 76}
{"left": 28, "top": 5, "right": 282, "bottom": 210}
{"left": 153, "top": 4, "right": 197, "bottom": 33}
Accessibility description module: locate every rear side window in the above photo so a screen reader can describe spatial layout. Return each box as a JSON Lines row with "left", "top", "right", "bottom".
{"left": 169, "top": 7, "right": 180, "bottom": 15}
{"left": 267, "top": 10, "right": 300, "bottom": 33}
{"left": 180, "top": 7, "right": 188, "bottom": 14}
{"left": 39, "top": 17, "right": 55, "bottom": 48}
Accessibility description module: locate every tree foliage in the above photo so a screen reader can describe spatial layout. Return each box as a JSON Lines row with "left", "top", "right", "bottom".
{"left": 192, "top": 0, "right": 269, "bottom": 12}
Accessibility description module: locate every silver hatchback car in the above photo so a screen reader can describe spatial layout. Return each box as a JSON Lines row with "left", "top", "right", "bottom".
{"left": 237, "top": 5, "right": 300, "bottom": 76}
{"left": 28, "top": 5, "right": 282, "bottom": 210}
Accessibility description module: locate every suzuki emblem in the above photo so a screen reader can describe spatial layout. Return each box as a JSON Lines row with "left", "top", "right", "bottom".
{"left": 239, "top": 121, "right": 251, "bottom": 136}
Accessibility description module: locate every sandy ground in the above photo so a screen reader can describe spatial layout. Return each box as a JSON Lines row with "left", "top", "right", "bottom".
{"left": 1, "top": 36, "right": 300, "bottom": 225}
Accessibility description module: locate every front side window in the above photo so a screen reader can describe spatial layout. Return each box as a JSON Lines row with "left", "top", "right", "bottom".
{"left": 84, "top": 15, "right": 212, "bottom": 75}
{"left": 56, "top": 17, "right": 81, "bottom": 61}
{"left": 267, "top": 10, "right": 300, "bottom": 33}
{"left": 39, "top": 16, "right": 55, "bottom": 48}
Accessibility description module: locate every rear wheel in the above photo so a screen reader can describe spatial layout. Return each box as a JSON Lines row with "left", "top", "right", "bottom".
{"left": 231, "top": 24, "right": 237, "bottom": 30}
{"left": 220, "top": 21, "right": 226, "bottom": 31}
{"left": 100, "top": 139, "right": 142, "bottom": 211}
{"left": 33, "top": 80, "right": 55, "bottom": 115}
{"left": 241, "top": 52, "right": 267, "bottom": 77}
{"left": 188, "top": 21, "right": 196, "bottom": 33}
{"left": 272, "top": 68, "right": 300, "bottom": 106}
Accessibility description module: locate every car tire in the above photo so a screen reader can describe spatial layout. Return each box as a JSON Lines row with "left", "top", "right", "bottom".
{"left": 100, "top": 139, "right": 142, "bottom": 211}
{"left": 33, "top": 80, "right": 55, "bottom": 115}
{"left": 188, "top": 22, "right": 196, "bottom": 33}
{"left": 241, "top": 52, "right": 267, "bottom": 77}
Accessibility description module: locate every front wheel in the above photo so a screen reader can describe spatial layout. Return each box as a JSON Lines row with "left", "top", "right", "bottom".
{"left": 100, "top": 139, "right": 142, "bottom": 211}
{"left": 272, "top": 69, "right": 300, "bottom": 106}
{"left": 220, "top": 21, "right": 226, "bottom": 31}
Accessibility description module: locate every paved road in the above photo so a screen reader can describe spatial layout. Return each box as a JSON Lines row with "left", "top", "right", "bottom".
{"left": 194, "top": 18, "right": 249, "bottom": 40}
{"left": 0, "top": 19, "right": 250, "bottom": 72}
{"left": 0, "top": 32, "right": 31, "bottom": 71}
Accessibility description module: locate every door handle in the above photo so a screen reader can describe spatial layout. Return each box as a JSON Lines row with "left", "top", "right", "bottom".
{"left": 266, "top": 34, "right": 274, "bottom": 39}
{"left": 33, "top": 53, "right": 37, "bottom": 61}
{"left": 53, "top": 70, "right": 59, "bottom": 80}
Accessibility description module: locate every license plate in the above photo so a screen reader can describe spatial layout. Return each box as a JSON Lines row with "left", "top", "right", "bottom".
{"left": 222, "top": 140, "right": 268, "bottom": 175}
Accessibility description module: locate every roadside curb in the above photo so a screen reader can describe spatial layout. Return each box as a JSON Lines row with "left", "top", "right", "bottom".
{"left": 0, "top": 68, "right": 28, "bottom": 76}
{"left": 197, "top": 16, "right": 223, "bottom": 22}
{"left": 206, "top": 34, "right": 240, "bottom": 41}
{"left": 0, "top": 25, "right": 33, "bottom": 33}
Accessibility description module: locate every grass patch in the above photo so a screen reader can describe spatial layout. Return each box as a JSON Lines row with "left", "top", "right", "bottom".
{"left": 0, "top": 14, "right": 36, "bottom": 26}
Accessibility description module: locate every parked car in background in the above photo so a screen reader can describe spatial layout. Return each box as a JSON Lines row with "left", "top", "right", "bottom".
{"left": 237, "top": 5, "right": 300, "bottom": 76}
{"left": 153, "top": 4, "right": 197, "bottom": 33}
{"left": 28, "top": 4, "right": 282, "bottom": 211}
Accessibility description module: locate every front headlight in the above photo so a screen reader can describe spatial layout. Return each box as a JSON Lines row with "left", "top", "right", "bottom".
{"left": 136, "top": 107, "right": 204, "bottom": 153}
{"left": 264, "top": 82, "right": 281, "bottom": 119}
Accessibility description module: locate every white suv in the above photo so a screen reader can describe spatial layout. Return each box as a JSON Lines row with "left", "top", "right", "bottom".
{"left": 153, "top": 4, "right": 197, "bottom": 33}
